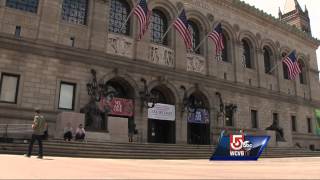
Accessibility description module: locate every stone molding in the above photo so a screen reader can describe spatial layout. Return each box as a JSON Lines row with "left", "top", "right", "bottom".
{"left": 148, "top": 44, "right": 174, "bottom": 67}
{"left": 107, "top": 33, "right": 134, "bottom": 59}
{"left": 186, "top": 53, "right": 206, "bottom": 74}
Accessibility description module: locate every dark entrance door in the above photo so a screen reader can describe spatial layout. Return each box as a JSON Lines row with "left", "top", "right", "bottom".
{"left": 148, "top": 119, "right": 175, "bottom": 144}
{"left": 188, "top": 123, "right": 210, "bottom": 145}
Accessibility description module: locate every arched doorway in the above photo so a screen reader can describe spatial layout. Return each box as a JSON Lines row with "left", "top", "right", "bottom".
{"left": 187, "top": 92, "right": 210, "bottom": 145}
{"left": 105, "top": 78, "right": 135, "bottom": 135}
{"left": 147, "top": 85, "right": 176, "bottom": 144}
{"left": 83, "top": 76, "right": 135, "bottom": 137}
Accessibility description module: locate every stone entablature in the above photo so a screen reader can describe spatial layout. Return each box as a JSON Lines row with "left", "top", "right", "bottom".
{"left": 149, "top": 44, "right": 174, "bottom": 68}
{"left": 107, "top": 33, "right": 134, "bottom": 59}
{"left": 186, "top": 53, "right": 206, "bottom": 74}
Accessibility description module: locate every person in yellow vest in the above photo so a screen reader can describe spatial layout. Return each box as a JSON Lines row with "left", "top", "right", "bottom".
{"left": 25, "top": 108, "right": 47, "bottom": 159}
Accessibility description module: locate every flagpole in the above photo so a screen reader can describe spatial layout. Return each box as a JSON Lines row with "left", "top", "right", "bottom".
{"left": 267, "top": 49, "right": 295, "bottom": 74}
{"left": 160, "top": 8, "right": 184, "bottom": 42}
{"left": 194, "top": 22, "right": 220, "bottom": 52}
{"left": 118, "top": 0, "right": 141, "bottom": 34}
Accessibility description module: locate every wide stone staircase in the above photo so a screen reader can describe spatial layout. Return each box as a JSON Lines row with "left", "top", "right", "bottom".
{"left": 1, "top": 139, "right": 320, "bottom": 159}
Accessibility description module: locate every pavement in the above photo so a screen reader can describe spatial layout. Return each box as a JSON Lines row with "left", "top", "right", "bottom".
{"left": 0, "top": 154, "right": 319, "bottom": 179}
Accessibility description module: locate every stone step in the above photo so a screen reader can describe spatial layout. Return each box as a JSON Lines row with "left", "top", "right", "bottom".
{"left": 1, "top": 141, "right": 319, "bottom": 159}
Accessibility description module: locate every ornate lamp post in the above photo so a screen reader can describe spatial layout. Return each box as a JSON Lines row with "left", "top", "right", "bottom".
{"left": 83, "top": 69, "right": 116, "bottom": 131}
{"left": 215, "top": 92, "right": 237, "bottom": 127}
{"left": 139, "top": 78, "right": 159, "bottom": 109}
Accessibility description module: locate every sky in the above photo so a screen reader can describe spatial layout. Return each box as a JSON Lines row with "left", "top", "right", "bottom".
{"left": 242, "top": 0, "right": 320, "bottom": 69}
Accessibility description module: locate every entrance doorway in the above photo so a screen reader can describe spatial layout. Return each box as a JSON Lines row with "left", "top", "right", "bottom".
{"left": 186, "top": 93, "right": 210, "bottom": 145}
{"left": 147, "top": 87, "right": 176, "bottom": 144}
{"left": 148, "top": 119, "right": 175, "bottom": 144}
{"left": 188, "top": 123, "right": 210, "bottom": 144}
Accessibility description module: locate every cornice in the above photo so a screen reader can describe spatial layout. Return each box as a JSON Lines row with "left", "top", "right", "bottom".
{"left": 231, "top": 0, "right": 320, "bottom": 46}
{"left": 0, "top": 34, "right": 320, "bottom": 109}
{"left": 193, "top": 0, "right": 320, "bottom": 47}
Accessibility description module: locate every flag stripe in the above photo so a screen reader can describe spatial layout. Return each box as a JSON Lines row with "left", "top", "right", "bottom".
{"left": 173, "top": 9, "right": 193, "bottom": 50}
{"left": 208, "top": 23, "right": 224, "bottom": 55}
{"left": 283, "top": 51, "right": 301, "bottom": 80}
{"left": 134, "top": 0, "right": 150, "bottom": 40}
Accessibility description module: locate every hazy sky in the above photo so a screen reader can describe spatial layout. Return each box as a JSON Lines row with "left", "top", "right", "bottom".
{"left": 242, "top": 0, "right": 320, "bottom": 68}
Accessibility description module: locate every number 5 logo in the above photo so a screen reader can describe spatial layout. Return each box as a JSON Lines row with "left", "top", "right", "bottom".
{"left": 230, "top": 134, "right": 244, "bottom": 151}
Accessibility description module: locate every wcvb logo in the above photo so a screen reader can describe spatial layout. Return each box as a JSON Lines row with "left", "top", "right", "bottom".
{"left": 229, "top": 134, "right": 253, "bottom": 156}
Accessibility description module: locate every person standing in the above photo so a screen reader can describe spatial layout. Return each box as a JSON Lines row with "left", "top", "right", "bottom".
{"left": 26, "top": 108, "right": 47, "bottom": 159}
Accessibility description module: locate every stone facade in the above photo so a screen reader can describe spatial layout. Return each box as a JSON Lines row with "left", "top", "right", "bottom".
{"left": 0, "top": 0, "right": 319, "bottom": 148}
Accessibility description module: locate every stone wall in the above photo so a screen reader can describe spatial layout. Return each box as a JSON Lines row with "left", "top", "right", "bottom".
{"left": 0, "top": 0, "right": 319, "bottom": 147}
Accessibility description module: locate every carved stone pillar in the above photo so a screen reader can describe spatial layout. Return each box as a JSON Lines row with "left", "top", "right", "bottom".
{"left": 89, "top": 0, "right": 108, "bottom": 52}
{"left": 37, "top": 0, "right": 60, "bottom": 42}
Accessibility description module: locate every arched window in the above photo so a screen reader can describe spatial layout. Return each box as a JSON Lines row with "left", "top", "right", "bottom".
{"left": 263, "top": 47, "right": 272, "bottom": 74}
{"left": 188, "top": 21, "right": 200, "bottom": 54}
{"left": 221, "top": 32, "right": 229, "bottom": 62}
{"left": 150, "top": 9, "right": 168, "bottom": 45}
{"left": 108, "top": 0, "right": 131, "bottom": 35}
{"left": 62, "top": 0, "right": 89, "bottom": 25}
{"left": 282, "top": 52, "right": 289, "bottom": 80}
{"left": 242, "top": 39, "right": 252, "bottom": 68}
{"left": 6, "top": 0, "right": 39, "bottom": 13}
{"left": 299, "top": 60, "right": 307, "bottom": 84}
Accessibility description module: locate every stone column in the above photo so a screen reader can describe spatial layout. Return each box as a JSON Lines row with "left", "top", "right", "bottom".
{"left": 177, "top": 110, "right": 188, "bottom": 144}
{"left": 89, "top": 0, "right": 108, "bottom": 52}
{"left": 256, "top": 48, "right": 264, "bottom": 88}
{"left": 37, "top": 0, "right": 60, "bottom": 42}
{"left": 234, "top": 40, "right": 244, "bottom": 83}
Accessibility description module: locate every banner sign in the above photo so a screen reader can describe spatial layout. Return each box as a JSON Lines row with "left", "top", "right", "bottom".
{"left": 148, "top": 103, "right": 175, "bottom": 121}
{"left": 314, "top": 109, "right": 320, "bottom": 135}
{"left": 187, "top": 109, "right": 209, "bottom": 124}
{"left": 99, "top": 97, "right": 134, "bottom": 117}
{"left": 210, "top": 134, "right": 269, "bottom": 161}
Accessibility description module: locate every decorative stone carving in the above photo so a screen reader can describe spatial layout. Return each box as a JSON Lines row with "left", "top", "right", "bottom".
{"left": 107, "top": 33, "right": 134, "bottom": 58}
{"left": 186, "top": 53, "right": 206, "bottom": 74}
{"left": 149, "top": 44, "right": 174, "bottom": 67}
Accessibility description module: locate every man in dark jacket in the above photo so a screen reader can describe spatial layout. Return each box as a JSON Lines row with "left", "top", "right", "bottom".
{"left": 25, "top": 108, "right": 47, "bottom": 159}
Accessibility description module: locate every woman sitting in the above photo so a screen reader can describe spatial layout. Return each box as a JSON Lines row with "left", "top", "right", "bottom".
{"left": 75, "top": 124, "right": 86, "bottom": 141}
{"left": 63, "top": 122, "right": 73, "bottom": 141}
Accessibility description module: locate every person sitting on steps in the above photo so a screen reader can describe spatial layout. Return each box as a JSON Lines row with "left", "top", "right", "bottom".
{"left": 63, "top": 122, "right": 73, "bottom": 141}
{"left": 75, "top": 124, "right": 86, "bottom": 141}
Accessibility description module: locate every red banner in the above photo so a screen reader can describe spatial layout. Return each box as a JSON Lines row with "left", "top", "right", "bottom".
{"left": 109, "top": 98, "right": 134, "bottom": 117}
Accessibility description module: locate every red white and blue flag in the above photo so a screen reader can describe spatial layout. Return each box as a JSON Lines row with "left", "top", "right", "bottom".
{"left": 208, "top": 23, "right": 224, "bottom": 54}
{"left": 173, "top": 9, "right": 193, "bottom": 50}
{"left": 283, "top": 51, "right": 301, "bottom": 80}
{"left": 134, "top": 0, "right": 151, "bottom": 40}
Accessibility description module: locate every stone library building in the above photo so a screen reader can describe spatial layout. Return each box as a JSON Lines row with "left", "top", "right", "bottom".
{"left": 0, "top": 0, "right": 319, "bottom": 149}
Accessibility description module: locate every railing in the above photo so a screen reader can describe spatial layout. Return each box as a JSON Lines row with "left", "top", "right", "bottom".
{"left": 0, "top": 124, "right": 33, "bottom": 142}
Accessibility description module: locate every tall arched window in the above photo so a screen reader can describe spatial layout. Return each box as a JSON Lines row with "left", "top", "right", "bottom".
{"left": 299, "top": 60, "right": 307, "bottom": 84}
{"left": 62, "top": 0, "right": 88, "bottom": 25}
{"left": 263, "top": 46, "right": 272, "bottom": 74}
{"left": 6, "top": 0, "right": 39, "bottom": 13}
{"left": 188, "top": 21, "right": 200, "bottom": 54}
{"left": 150, "top": 9, "right": 168, "bottom": 45}
{"left": 221, "top": 32, "right": 229, "bottom": 62}
{"left": 108, "top": 0, "right": 131, "bottom": 35}
{"left": 282, "top": 52, "right": 289, "bottom": 80}
{"left": 242, "top": 39, "right": 252, "bottom": 68}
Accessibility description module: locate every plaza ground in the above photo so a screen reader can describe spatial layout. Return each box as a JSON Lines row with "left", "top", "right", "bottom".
{"left": 0, "top": 155, "right": 319, "bottom": 179}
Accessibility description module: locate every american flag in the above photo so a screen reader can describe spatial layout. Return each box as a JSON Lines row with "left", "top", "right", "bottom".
{"left": 283, "top": 51, "right": 301, "bottom": 80}
{"left": 134, "top": 0, "right": 151, "bottom": 40}
{"left": 208, "top": 23, "right": 224, "bottom": 54}
{"left": 173, "top": 9, "right": 193, "bottom": 50}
